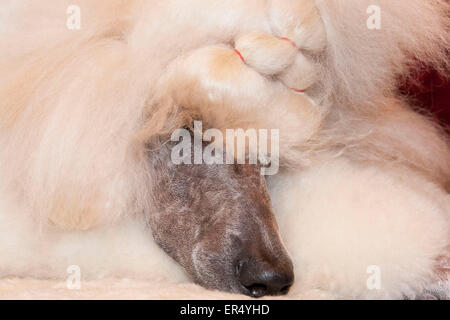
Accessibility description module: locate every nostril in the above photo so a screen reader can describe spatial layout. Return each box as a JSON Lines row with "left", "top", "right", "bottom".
{"left": 244, "top": 283, "right": 268, "bottom": 298}
{"left": 239, "top": 268, "right": 294, "bottom": 298}
{"left": 235, "top": 256, "right": 294, "bottom": 298}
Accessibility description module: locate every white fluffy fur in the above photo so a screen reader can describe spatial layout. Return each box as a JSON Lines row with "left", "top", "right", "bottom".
{"left": 269, "top": 160, "right": 450, "bottom": 299}
{"left": 1, "top": 160, "right": 448, "bottom": 299}
{"left": 0, "top": 0, "right": 449, "bottom": 299}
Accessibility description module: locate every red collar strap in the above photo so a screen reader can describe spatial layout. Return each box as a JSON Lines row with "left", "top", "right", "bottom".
{"left": 280, "top": 37, "right": 297, "bottom": 48}
{"left": 234, "top": 49, "right": 245, "bottom": 63}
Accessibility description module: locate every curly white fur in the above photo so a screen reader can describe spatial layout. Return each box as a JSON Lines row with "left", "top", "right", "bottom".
{"left": 0, "top": 0, "right": 448, "bottom": 299}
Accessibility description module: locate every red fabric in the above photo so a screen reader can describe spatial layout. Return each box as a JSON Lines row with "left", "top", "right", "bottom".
{"left": 400, "top": 69, "right": 450, "bottom": 128}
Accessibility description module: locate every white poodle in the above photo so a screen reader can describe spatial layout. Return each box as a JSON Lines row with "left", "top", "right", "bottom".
{"left": 0, "top": 0, "right": 448, "bottom": 299}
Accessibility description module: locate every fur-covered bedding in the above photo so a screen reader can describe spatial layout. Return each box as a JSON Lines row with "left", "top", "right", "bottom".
{"left": 0, "top": 278, "right": 339, "bottom": 300}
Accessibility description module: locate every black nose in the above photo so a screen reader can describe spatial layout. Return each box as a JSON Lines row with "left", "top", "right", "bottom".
{"left": 236, "top": 260, "right": 294, "bottom": 298}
